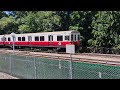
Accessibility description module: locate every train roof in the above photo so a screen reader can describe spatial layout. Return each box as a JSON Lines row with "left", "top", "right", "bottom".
{"left": 1, "top": 30, "right": 80, "bottom": 36}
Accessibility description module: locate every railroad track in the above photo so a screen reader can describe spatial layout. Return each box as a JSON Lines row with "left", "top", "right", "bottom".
{"left": 15, "top": 48, "right": 67, "bottom": 54}
{"left": 0, "top": 48, "right": 120, "bottom": 66}
{"left": 1, "top": 47, "right": 120, "bottom": 58}
{"left": 76, "top": 53, "right": 120, "bottom": 59}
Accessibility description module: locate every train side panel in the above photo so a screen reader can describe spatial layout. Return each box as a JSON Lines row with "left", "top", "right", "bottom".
{"left": 2, "top": 31, "right": 81, "bottom": 51}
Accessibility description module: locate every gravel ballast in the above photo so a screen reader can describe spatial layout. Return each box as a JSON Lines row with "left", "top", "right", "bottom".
{"left": 0, "top": 72, "right": 18, "bottom": 79}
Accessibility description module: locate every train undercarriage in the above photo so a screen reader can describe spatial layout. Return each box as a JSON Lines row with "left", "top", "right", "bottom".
{"left": 7, "top": 45, "right": 80, "bottom": 53}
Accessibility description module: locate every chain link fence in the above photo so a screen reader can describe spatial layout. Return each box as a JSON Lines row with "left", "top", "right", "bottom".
{"left": 0, "top": 52, "right": 120, "bottom": 79}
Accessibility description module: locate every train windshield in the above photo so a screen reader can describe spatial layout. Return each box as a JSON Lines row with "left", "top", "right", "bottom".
{"left": 78, "top": 34, "right": 80, "bottom": 41}
{"left": 71, "top": 34, "right": 73, "bottom": 41}
{"left": 71, "top": 34, "right": 80, "bottom": 41}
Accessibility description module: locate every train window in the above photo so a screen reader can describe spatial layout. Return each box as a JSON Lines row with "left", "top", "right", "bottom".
{"left": 8, "top": 37, "right": 11, "bottom": 41}
{"left": 35, "top": 36, "right": 39, "bottom": 41}
{"left": 78, "top": 35, "right": 79, "bottom": 40}
{"left": 18, "top": 37, "right": 21, "bottom": 41}
{"left": 65, "top": 36, "right": 69, "bottom": 41}
{"left": 74, "top": 34, "right": 76, "bottom": 41}
{"left": 48, "top": 35, "right": 53, "bottom": 41}
{"left": 28, "top": 36, "right": 32, "bottom": 41}
{"left": 1, "top": 38, "right": 3, "bottom": 41}
{"left": 71, "top": 34, "right": 73, "bottom": 41}
{"left": 4, "top": 38, "right": 6, "bottom": 41}
{"left": 22, "top": 37, "right": 25, "bottom": 41}
{"left": 2, "top": 37, "right": 5, "bottom": 41}
{"left": 13, "top": 37, "right": 16, "bottom": 41}
{"left": 57, "top": 35, "right": 63, "bottom": 41}
{"left": 40, "top": 36, "right": 44, "bottom": 41}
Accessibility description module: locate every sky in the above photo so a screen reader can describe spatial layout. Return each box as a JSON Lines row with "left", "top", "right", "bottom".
{"left": 4, "top": 11, "right": 11, "bottom": 15}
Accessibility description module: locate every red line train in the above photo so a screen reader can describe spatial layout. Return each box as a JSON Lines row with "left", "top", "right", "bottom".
{"left": 0, "top": 30, "right": 80, "bottom": 52}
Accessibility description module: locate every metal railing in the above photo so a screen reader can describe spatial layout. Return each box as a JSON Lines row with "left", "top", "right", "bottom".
{"left": 0, "top": 52, "right": 120, "bottom": 79}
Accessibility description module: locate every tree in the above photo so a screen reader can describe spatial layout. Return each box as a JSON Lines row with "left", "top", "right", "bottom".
{"left": 89, "top": 11, "right": 115, "bottom": 48}
{"left": 0, "top": 16, "right": 17, "bottom": 34}
{"left": 55, "top": 11, "right": 73, "bottom": 31}
{"left": 0, "top": 11, "right": 8, "bottom": 19}
{"left": 17, "top": 11, "right": 61, "bottom": 33}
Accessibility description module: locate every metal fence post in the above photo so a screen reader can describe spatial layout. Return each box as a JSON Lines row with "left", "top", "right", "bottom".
{"left": 34, "top": 56, "right": 37, "bottom": 79}
{"left": 9, "top": 54, "right": 12, "bottom": 74}
{"left": 69, "top": 53, "right": 73, "bottom": 79}
{"left": 59, "top": 60, "right": 61, "bottom": 69}
{"left": 99, "top": 72, "right": 102, "bottom": 79}
{"left": 43, "top": 62, "right": 46, "bottom": 79}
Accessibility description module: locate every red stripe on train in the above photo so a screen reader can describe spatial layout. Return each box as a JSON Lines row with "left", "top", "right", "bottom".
{"left": 2, "top": 41, "right": 80, "bottom": 46}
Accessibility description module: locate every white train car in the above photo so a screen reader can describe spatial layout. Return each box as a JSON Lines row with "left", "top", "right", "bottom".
{"left": 1, "top": 30, "right": 81, "bottom": 52}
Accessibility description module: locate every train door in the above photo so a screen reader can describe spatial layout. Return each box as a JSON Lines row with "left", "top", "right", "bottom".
{"left": 48, "top": 35, "right": 53, "bottom": 46}
{"left": 28, "top": 36, "right": 32, "bottom": 47}
{"left": 8, "top": 37, "right": 11, "bottom": 46}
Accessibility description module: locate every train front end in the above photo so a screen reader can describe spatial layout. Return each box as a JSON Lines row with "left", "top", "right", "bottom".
{"left": 70, "top": 31, "right": 80, "bottom": 52}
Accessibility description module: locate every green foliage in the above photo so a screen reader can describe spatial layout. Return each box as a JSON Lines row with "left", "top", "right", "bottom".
{"left": 18, "top": 24, "right": 30, "bottom": 33}
{"left": 89, "top": 11, "right": 120, "bottom": 49}
{"left": 0, "top": 16, "right": 16, "bottom": 34}
{"left": 90, "top": 11, "right": 114, "bottom": 47}
{"left": 16, "top": 11, "right": 61, "bottom": 33}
